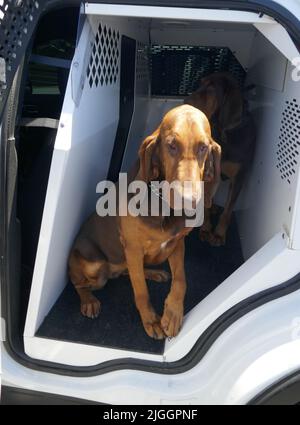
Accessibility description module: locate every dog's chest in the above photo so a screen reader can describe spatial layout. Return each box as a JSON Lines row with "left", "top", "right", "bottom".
{"left": 143, "top": 228, "right": 190, "bottom": 264}
{"left": 145, "top": 236, "right": 174, "bottom": 254}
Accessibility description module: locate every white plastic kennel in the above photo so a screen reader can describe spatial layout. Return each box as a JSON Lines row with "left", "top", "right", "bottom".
{"left": 24, "top": 4, "right": 300, "bottom": 366}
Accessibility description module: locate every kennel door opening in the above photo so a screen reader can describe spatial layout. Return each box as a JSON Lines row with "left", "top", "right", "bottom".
{"left": 23, "top": 5, "right": 300, "bottom": 368}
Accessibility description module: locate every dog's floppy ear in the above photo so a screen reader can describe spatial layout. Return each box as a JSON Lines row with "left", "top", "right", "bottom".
{"left": 138, "top": 129, "right": 160, "bottom": 182}
{"left": 217, "top": 82, "right": 243, "bottom": 135}
{"left": 184, "top": 80, "right": 218, "bottom": 120}
{"left": 204, "top": 139, "right": 222, "bottom": 208}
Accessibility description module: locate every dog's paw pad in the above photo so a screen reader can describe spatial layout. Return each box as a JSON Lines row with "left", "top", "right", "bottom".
{"left": 161, "top": 300, "right": 183, "bottom": 338}
{"left": 146, "top": 321, "right": 165, "bottom": 340}
{"left": 199, "top": 229, "right": 212, "bottom": 242}
{"left": 142, "top": 312, "right": 166, "bottom": 340}
{"left": 153, "top": 271, "right": 170, "bottom": 282}
{"left": 209, "top": 233, "right": 226, "bottom": 246}
{"left": 81, "top": 297, "right": 101, "bottom": 319}
{"left": 145, "top": 269, "right": 171, "bottom": 283}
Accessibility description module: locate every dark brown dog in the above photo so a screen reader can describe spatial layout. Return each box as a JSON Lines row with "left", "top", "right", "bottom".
{"left": 68, "top": 105, "right": 221, "bottom": 339}
{"left": 185, "top": 72, "right": 256, "bottom": 245}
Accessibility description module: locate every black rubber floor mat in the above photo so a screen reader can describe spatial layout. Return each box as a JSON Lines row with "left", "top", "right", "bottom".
{"left": 37, "top": 215, "right": 244, "bottom": 354}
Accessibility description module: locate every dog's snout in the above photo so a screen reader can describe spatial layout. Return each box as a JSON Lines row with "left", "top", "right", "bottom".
{"left": 170, "top": 181, "right": 202, "bottom": 210}
{"left": 182, "top": 186, "right": 202, "bottom": 209}
{"left": 184, "top": 193, "right": 199, "bottom": 209}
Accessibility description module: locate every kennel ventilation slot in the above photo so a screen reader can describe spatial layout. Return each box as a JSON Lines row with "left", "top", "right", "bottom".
{"left": 87, "top": 23, "right": 120, "bottom": 88}
{"left": 150, "top": 45, "right": 246, "bottom": 96}
{"left": 277, "top": 99, "right": 300, "bottom": 185}
{"left": 0, "top": 0, "right": 41, "bottom": 108}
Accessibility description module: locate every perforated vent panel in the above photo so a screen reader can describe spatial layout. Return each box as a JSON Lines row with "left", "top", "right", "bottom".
{"left": 136, "top": 41, "right": 149, "bottom": 82}
{"left": 277, "top": 99, "right": 300, "bottom": 185}
{"left": 0, "top": 0, "right": 42, "bottom": 113}
{"left": 87, "top": 23, "right": 120, "bottom": 88}
{"left": 150, "top": 45, "right": 246, "bottom": 96}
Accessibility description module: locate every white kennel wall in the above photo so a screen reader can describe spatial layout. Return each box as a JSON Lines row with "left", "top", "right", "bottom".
{"left": 238, "top": 31, "right": 300, "bottom": 259}
{"left": 24, "top": 14, "right": 150, "bottom": 339}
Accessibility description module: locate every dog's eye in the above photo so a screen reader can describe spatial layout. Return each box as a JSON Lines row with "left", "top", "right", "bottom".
{"left": 168, "top": 143, "right": 178, "bottom": 155}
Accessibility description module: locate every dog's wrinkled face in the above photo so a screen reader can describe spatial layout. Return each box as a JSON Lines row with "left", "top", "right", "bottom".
{"left": 159, "top": 105, "right": 211, "bottom": 209}
{"left": 139, "top": 104, "right": 220, "bottom": 210}
{"left": 184, "top": 76, "right": 219, "bottom": 120}
{"left": 184, "top": 72, "right": 244, "bottom": 131}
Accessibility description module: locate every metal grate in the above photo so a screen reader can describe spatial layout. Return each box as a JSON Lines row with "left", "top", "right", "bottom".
{"left": 150, "top": 45, "right": 246, "bottom": 96}
{"left": 277, "top": 99, "right": 300, "bottom": 185}
{"left": 87, "top": 23, "right": 120, "bottom": 88}
{"left": 0, "top": 0, "right": 42, "bottom": 112}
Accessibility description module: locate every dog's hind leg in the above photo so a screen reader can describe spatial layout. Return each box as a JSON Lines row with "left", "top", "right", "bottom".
{"left": 144, "top": 269, "right": 171, "bottom": 282}
{"left": 69, "top": 245, "right": 109, "bottom": 318}
{"left": 121, "top": 268, "right": 170, "bottom": 283}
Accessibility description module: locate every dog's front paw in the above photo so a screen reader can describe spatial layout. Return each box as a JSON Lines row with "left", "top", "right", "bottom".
{"left": 209, "top": 232, "right": 226, "bottom": 246}
{"left": 81, "top": 295, "right": 101, "bottom": 319}
{"left": 161, "top": 296, "right": 184, "bottom": 338}
{"left": 141, "top": 310, "right": 166, "bottom": 340}
{"left": 199, "top": 228, "right": 213, "bottom": 242}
